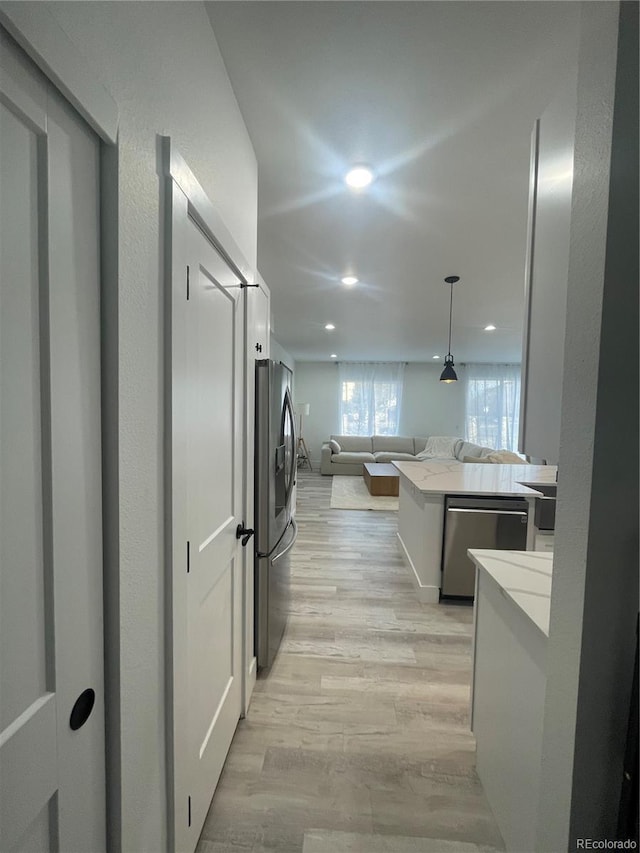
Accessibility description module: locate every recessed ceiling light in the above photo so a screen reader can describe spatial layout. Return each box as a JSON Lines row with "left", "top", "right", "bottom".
{"left": 330, "top": 353, "right": 337, "bottom": 359}
{"left": 341, "top": 275, "right": 358, "bottom": 286}
{"left": 484, "top": 324, "right": 497, "bottom": 331}
{"left": 325, "top": 323, "right": 335, "bottom": 330}
{"left": 432, "top": 355, "right": 441, "bottom": 359}
{"left": 345, "top": 165, "right": 374, "bottom": 189}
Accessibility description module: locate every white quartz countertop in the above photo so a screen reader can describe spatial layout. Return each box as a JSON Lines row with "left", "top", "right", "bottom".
{"left": 392, "top": 461, "right": 557, "bottom": 497}
{"left": 468, "top": 549, "right": 553, "bottom": 636}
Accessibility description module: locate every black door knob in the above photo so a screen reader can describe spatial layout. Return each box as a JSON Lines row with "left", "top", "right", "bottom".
{"left": 69, "top": 688, "right": 96, "bottom": 731}
{"left": 236, "top": 523, "right": 254, "bottom": 546}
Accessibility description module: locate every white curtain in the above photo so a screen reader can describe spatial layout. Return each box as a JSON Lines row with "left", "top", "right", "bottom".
{"left": 338, "top": 362, "right": 405, "bottom": 436}
{"left": 464, "top": 364, "right": 521, "bottom": 451}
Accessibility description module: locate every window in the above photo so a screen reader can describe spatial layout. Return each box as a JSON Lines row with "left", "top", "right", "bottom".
{"left": 338, "top": 362, "right": 405, "bottom": 436}
{"left": 465, "top": 364, "right": 521, "bottom": 451}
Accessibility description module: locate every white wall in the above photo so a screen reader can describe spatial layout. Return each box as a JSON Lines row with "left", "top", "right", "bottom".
{"left": 270, "top": 335, "right": 295, "bottom": 372}
{"left": 537, "top": 2, "right": 638, "bottom": 848}
{"left": 294, "top": 361, "right": 467, "bottom": 464}
{"left": 293, "top": 363, "right": 339, "bottom": 464}
{"left": 400, "top": 363, "right": 466, "bottom": 438}
{"left": 29, "top": 4, "right": 258, "bottom": 851}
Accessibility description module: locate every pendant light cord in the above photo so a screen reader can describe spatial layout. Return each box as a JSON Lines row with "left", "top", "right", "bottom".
{"left": 447, "top": 282, "right": 453, "bottom": 356}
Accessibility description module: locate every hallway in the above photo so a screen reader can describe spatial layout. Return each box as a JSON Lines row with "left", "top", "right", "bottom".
{"left": 197, "top": 472, "right": 504, "bottom": 852}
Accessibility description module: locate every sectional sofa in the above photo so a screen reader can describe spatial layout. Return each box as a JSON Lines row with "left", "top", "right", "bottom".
{"left": 320, "top": 434, "right": 499, "bottom": 476}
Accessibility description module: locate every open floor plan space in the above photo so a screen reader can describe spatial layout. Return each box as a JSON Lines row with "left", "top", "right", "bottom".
{"left": 197, "top": 472, "right": 504, "bottom": 853}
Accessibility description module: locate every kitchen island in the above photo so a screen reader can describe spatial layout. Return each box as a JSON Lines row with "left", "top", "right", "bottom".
{"left": 468, "top": 548, "right": 552, "bottom": 852}
{"left": 392, "top": 461, "right": 556, "bottom": 603}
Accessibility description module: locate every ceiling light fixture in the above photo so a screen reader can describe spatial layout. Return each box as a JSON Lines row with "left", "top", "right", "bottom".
{"left": 440, "top": 276, "right": 460, "bottom": 384}
{"left": 341, "top": 275, "right": 358, "bottom": 286}
{"left": 484, "top": 324, "right": 496, "bottom": 331}
{"left": 330, "top": 353, "right": 337, "bottom": 359}
{"left": 345, "top": 165, "right": 374, "bottom": 190}
{"left": 432, "top": 355, "right": 440, "bottom": 360}
{"left": 325, "top": 323, "right": 335, "bottom": 330}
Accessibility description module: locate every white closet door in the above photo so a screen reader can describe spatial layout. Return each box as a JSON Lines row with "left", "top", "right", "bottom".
{"left": 0, "top": 29, "right": 105, "bottom": 853}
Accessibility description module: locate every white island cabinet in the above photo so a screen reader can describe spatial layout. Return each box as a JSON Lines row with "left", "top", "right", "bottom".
{"left": 468, "top": 549, "right": 552, "bottom": 853}
{"left": 397, "top": 477, "right": 444, "bottom": 603}
{"left": 394, "top": 461, "right": 556, "bottom": 602}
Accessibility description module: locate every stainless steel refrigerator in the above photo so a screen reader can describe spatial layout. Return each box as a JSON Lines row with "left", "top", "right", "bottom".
{"left": 254, "top": 359, "right": 298, "bottom": 670}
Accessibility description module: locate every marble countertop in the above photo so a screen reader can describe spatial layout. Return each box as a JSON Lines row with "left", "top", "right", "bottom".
{"left": 392, "top": 461, "right": 557, "bottom": 497}
{"left": 467, "top": 549, "right": 553, "bottom": 636}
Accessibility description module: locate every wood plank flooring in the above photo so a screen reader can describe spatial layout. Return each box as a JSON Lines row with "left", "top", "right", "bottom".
{"left": 197, "top": 471, "right": 504, "bottom": 853}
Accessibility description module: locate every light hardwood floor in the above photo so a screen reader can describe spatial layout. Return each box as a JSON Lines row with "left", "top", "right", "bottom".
{"left": 197, "top": 471, "right": 504, "bottom": 853}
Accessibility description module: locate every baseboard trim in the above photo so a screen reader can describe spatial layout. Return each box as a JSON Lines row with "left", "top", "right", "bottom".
{"left": 244, "top": 656, "right": 257, "bottom": 716}
{"left": 396, "top": 532, "right": 440, "bottom": 604}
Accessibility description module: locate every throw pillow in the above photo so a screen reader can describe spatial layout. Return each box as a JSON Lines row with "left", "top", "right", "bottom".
{"left": 329, "top": 439, "right": 341, "bottom": 454}
{"left": 417, "top": 435, "right": 460, "bottom": 459}
{"left": 486, "top": 450, "right": 528, "bottom": 464}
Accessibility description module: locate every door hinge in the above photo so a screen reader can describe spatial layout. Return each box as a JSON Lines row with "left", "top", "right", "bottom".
{"left": 188, "top": 795, "right": 191, "bottom": 827}
{"left": 186, "top": 265, "right": 190, "bottom": 300}
{"left": 187, "top": 540, "right": 190, "bottom": 574}
{"left": 255, "top": 342, "right": 263, "bottom": 353}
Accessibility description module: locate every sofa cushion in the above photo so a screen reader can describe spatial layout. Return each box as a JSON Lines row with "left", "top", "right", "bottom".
{"left": 331, "top": 434, "right": 373, "bottom": 452}
{"left": 329, "top": 439, "right": 341, "bottom": 454}
{"left": 463, "top": 451, "right": 529, "bottom": 464}
{"left": 332, "top": 451, "right": 375, "bottom": 464}
{"left": 373, "top": 451, "right": 418, "bottom": 463}
{"left": 413, "top": 437, "right": 429, "bottom": 454}
{"left": 371, "top": 435, "right": 414, "bottom": 453}
{"left": 416, "top": 436, "right": 462, "bottom": 459}
{"left": 457, "top": 440, "right": 492, "bottom": 460}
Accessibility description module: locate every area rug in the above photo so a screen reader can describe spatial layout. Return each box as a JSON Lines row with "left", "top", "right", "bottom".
{"left": 330, "top": 476, "right": 399, "bottom": 511}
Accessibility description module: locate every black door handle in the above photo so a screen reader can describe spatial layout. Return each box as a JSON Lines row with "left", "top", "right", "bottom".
{"left": 69, "top": 688, "right": 96, "bottom": 731}
{"left": 236, "top": 524, "right": 254, "bottom": 546}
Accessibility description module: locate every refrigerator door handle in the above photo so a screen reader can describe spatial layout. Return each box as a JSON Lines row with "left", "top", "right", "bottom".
{"left": 271, "top": 518, "right": 298, "bottom": 565}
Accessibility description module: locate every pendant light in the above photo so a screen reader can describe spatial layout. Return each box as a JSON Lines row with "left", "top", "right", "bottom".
{"left": 440, "top": 275, "right": 460, "bottom": 383}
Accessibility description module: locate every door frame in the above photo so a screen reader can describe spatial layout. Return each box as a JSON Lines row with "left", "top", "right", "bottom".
{"left": 161, "top": 137, "right": 254, "bottom": 852}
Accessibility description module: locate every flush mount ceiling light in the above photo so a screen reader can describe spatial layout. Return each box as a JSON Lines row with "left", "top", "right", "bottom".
{"left": 432, "top": 355, "right": 440, "bottom": 360}
{"left": 325, "top": 323, "right": 335, "bottom": 330}
{"left": 345, "top": 165, "right": 374, "bottom": 190}
{"left": 440, "top": 276, "right": 460, "bottom": 384}
{"left": 484, "top": 324, "right": 497, "bottom": 331}
{"left": 341, "top": 275, "right": 358, "bottom": 286}
{"left": 330, "top": 353, "right": 337, "bottom": 359}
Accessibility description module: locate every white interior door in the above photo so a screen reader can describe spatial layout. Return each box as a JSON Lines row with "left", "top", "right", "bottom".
{"left": 0, "top": 29, "right": 105, "bottom": 853}
{"left": 183, "top": 218, "right": 244, "bottom": 848}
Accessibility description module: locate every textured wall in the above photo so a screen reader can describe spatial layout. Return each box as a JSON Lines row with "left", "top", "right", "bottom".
{"left": 37, "top": 3, "right": 258, "bottom": 851}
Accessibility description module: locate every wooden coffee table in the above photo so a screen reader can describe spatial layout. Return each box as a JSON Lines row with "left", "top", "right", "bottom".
{"left": 363, "top": 462, "right": 400, "bottom": 496}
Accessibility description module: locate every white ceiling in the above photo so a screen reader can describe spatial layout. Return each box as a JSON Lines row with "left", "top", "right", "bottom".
{"left": 207, "top": 1, "right": 580, "bottom": 363}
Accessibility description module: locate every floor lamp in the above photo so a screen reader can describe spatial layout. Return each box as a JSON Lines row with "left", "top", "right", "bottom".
{"left": 295, "top": 403, "right": 312, "bottom": 471}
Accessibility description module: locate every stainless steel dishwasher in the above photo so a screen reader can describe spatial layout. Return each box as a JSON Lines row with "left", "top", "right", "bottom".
{"left": 441, "top": 496, "right": 529, "bottom": 598}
